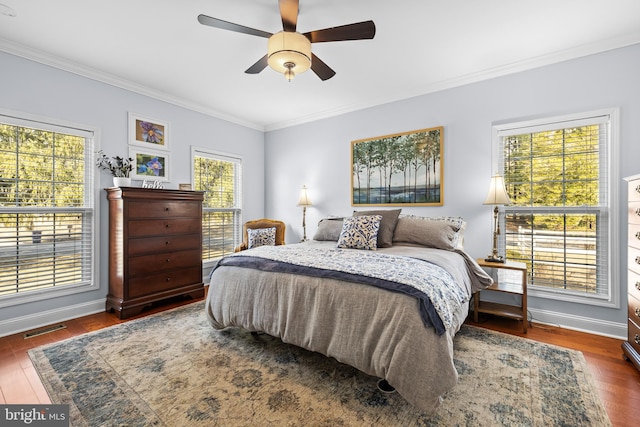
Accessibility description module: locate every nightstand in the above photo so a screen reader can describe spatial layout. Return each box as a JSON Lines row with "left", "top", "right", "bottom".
{"left": 474, "top": 259, "right": 528, "bottom": 333}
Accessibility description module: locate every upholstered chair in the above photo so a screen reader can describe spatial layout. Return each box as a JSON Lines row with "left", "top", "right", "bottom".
{"left": 234, "top": 218, "right": 286, "bottom": 252}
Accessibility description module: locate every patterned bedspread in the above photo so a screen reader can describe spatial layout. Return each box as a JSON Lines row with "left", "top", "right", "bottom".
{"left": 217, "top": 245, "right": 470, "bottom": 335}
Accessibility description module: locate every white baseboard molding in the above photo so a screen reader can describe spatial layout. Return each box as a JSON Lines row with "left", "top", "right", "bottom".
{"left": 0, "top": 299, "right": 106, "bottom": 338}
{"left": 528, "top": 307, "right": 627, "bottom": 340}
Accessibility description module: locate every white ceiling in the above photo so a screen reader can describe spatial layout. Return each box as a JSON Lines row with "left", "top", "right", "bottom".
{"left": 1, "top": 0, "right": 639, "bottom": 131}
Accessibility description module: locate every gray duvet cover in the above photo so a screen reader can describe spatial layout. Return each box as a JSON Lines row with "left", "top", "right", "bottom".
{"left": 205, "top": 241, "right": 492, "bottom": 412}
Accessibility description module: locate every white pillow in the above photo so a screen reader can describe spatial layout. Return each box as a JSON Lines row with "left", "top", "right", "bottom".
{"left": 247, "top": 227, "right": 276, "bottom": 249}
{"left": 336, "top": 215, "right": 383, "bottom": 251}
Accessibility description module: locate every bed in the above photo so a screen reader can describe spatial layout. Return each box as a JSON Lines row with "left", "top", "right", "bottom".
{"left": 205, "top": 212, "right": 493, "bottom": 413}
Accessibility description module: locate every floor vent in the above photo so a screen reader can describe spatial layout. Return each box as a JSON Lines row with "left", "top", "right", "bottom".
{"left": 23, "top": 324, "right": 67, "bottom": 339}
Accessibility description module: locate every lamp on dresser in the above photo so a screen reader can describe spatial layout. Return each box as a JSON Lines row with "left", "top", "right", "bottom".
{"left": 483, "top": 174, "right": 512, "bottom": 263}
{"left": 297, "top": 185, "right": 312, "bottom": 242}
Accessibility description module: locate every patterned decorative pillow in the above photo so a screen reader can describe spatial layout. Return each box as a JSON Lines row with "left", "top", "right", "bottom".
{"left": 336, "top": 215, "right": 383, "bottom": 250}
{"left": 353, "top": 209, "right": 401, "bottom": 248}
{"left": 247, "top": 227, "right": 277, "bottom": 249}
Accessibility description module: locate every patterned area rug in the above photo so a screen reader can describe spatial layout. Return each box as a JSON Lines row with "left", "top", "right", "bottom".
{"left": 29, "top": 302, "right": 611, "bottom": 426}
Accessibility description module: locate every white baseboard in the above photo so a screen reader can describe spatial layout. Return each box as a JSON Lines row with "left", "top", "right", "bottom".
{"left": 0, "top": 299, "right": 106, "bottom": 338}
{"left": 528, "top": 307, "right": 627, "bottom": 340}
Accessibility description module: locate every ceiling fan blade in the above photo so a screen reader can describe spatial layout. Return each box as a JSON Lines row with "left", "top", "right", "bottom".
{"left": 311, "top": 53, "right": 336, "bottom": 81}
{"left": 245, "top": 55, "right": 269, "bottom": 74}
{"left": 279, "top": 0, "right": 299, "bottom": 32}
{"left": 304, "top": 20, "right": 376, "bottom": 43}
{"left": 198, "top": 14, "right": 272, "bottom": 38}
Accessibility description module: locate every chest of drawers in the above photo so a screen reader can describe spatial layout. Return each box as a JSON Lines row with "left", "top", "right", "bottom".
{"left": 623, "top": 175, "right": 640, "bottom": 371}
{"left": 106, "top": 187, "right": 205, "bottom": 319}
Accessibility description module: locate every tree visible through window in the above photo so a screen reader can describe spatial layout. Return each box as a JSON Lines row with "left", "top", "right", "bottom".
{"left": 0, "top": 118, "right": 94, "bottom": 299}
{"left": 192, "top": 149, "right": 241, "bottom": 262}
{"left": 496, "top": 111, "right": 614, "bottom": 303}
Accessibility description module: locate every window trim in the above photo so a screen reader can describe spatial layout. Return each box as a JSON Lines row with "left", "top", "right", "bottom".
{"left": 492, "top": 108, "right": 620, "bottom": 308}
{"left": 0, "top": 109, "right": 101, "bottom": 308}
{"left": 191, "top": 146, "right": 243, "bottom": 269}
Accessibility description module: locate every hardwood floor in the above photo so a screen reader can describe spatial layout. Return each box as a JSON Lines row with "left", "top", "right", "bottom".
{"left": 1, "top": 297, "right": 638, "bottom": 427}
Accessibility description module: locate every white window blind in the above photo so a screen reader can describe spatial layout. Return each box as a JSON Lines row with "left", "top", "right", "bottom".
{"left": 495, "top": 111, "right": 615, "bottom": 304}
{"left": 192, "top": 148, "right": 242, "bottom": 262}
{"left": 0, "top": 115, "right": 95, "bottom": 300}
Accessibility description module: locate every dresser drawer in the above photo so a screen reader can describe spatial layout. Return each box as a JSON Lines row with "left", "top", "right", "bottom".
{"left": 128, "top": 249, "right": 201, "bottom": 276}
{"left": 128, "top": 219, "right": 202, "bottom": 237}
{"left": 629, "top": 293, "right": 640, "bottom": 325}
{"left": 628, "top": 179, "right": 640, "bottom": 203}
{"left": 128, "top": 234, "right": 201, "bottom": 256}
{"left": 630, "top": 202, "right": 640, "bottom": 225}
{"left": 127, "top": 200, "right": 201, "bottom": 219}
{"left": 628, "top": 316, "right": 640, "bottom": 356}
{"left": 128, "top": 266, "right": 202, "bottom": 298}
{"left": 630, "top": 247, "right": 640, "bottom": 276}
{"left": 630, "top": 269, "right": 640, "bottom": 300}
{"left": 630, "top": 224, "right": 640, "bottom": 249}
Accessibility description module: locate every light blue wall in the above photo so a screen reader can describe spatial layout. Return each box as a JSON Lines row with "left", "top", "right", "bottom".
{"left": 0, "top": 51, "right": 265, "bottom": 333}
{"left": 265, "top": 43, "right": 640, "bottom": 337}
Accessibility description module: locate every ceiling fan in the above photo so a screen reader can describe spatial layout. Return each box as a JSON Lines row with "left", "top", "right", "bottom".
{"left": 197, "top": 0, "right": 376, "bottom": 82}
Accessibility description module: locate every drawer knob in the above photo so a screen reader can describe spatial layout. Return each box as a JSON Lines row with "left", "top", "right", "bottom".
{"left": 165, "top": 224, "right": 170, "bottom": 228}
{"left": 165, "top": 207, "right": 170, "bottom": 211}
{"left": 636, "top": 282, "right": 640, "bottom": 291}
{"left": 166, "top": 277, "right": 171, "bottom": 282}
{"left": 636, "top": 334, "right": 640, "bottom": 345}
{"left": 165, "top": 241, "right": 170, "bottom": 245}
{"left": 165, "top": 258, "right": 171, "bottom": 263}
{"left": 636, "top": 307, "right": 640, "bottom": 317}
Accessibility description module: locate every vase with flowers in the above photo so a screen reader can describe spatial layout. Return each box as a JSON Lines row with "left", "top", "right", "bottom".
{"left": 96, "top": 150, "right": 134, "bottom": 187}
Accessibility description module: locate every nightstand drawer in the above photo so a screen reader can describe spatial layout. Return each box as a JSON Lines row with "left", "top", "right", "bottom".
{"left": 128, "top": 200, "right": 201, "bottom": 219}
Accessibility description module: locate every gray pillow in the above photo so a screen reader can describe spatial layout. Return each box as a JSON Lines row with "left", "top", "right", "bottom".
{"left": 392, "top": 216, "right": 459, "bottom": 250}
{"left": 313, "top": 217, "right": 345, "bottom": 241}
{"left": 353, "top": 209, "right": 401, "bottom": 248}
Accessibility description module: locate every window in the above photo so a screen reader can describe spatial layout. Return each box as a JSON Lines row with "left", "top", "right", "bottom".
{"left": 192, "top": 148, "right": 242, "bottom": 264}
{"left": 0, "top": 114, "right": 96, "bottom": 304}
{"left": 495, "top": 109, "right": 618, "bottom": 306}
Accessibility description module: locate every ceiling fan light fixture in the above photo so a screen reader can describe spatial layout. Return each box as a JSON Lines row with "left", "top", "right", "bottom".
{"left": 267, "top": 31, "right": 311, "bottom": 79}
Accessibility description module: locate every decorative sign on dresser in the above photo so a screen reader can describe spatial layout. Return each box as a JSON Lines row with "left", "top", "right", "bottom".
{"left": 623, "top": 175, "right": 640, "bottom": 372}
{"left": 105, "top": 187, "right": 205, "bottom": 319}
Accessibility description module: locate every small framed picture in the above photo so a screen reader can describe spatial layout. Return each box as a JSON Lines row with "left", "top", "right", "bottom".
{"left": 129, "top": 148, "right": 170, "bottom": 182}
{"left": 128, "top": 112, "right": 169, "bottom": 150}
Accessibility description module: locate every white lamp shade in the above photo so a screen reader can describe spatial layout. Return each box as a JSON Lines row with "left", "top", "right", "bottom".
{"left": 297, "top": 185, "right": 312, "bottom": 207}
{"left": 483, "top": 175, "right": 512, "bottom": 205}
{"left": 268, "top": 31, "right": 311, "bottom": 74}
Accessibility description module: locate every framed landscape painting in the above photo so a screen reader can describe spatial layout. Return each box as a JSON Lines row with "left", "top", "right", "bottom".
{"left": 128, "top": 113, "right": 169, "bottom": 150}
{"left": 129, "top": 148, "right": 169, "bottom": 181}
{"left": 351, "top": 126, "right": 443, "bottom": 206}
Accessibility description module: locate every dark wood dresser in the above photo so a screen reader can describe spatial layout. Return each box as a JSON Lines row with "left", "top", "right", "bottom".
{"left": 623, "top": 174, "right": 640, "bottom": 371}
{"left": 105, "top": 187, "right": 205, "bottom": 319}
